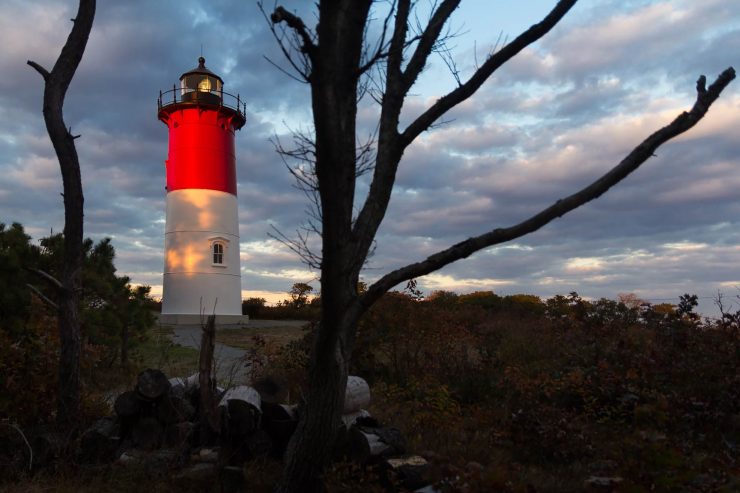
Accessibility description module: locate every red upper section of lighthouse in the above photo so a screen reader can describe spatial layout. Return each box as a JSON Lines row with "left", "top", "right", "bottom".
{"left": 161, "top": 108, "right": 238, "bottom": 195}
{"left": 157, "top": 57, "right": 246, "bottom": 195}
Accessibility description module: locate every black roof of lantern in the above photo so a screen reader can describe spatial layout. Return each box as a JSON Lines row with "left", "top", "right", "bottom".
{"left": 179, "top": 56, "right": 224, "bottom": 84}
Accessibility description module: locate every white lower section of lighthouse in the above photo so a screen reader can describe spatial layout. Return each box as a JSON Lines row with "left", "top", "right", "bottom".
{"left": 160, "top": 188, "right": 246, "bottom": 324}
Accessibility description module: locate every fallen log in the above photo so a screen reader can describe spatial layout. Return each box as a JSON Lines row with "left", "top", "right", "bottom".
{"left": 344, "top": 376, "right": 371, "bottom": 413}
{"left": 131, "top": 416, "right": 164, "bottom": 450}
{"left": 169, "top": 373, "right": 199, "bottom": 390}
{"left": 341, "top": 409, "right": 372, "bottom": 429}
{"left": 163, "top": 422, "right": 195, "bottom": 448}
{"left": 346, "top": 426, "right": 406, "bottom": 464}
{"left": 157, "top": 395, "right": 196, "bottom": 425}
{"left": 79, "top": 417, "right": 120, "bottom": 463}
{"left": 136, "top": 369, "right": 171, "bottom": 401}
{"left": 219, "top": 386, "right": 262, "bottom": 435}
{"left": 32, "top": 431, "right": 64, "bottom": 468}
{"left": 246, "top": 429, "right": 273, "bottom": 457}
{"left": 383, "top": 455, "right": 430, "bottom": 490}
{"left": 261, "top": 402, "right": 298, "bottom": 455}
{"left": 114, "top": 390, "right": 142, "bottom": 421}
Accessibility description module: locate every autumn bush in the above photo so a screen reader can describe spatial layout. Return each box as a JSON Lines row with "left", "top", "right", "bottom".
{"left": 264, "top": 289, "right": 740, "bottom": 491}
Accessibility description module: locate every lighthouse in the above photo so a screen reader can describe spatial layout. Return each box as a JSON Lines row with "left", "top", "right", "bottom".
{"left": 157, "top": 57, "right": 248, "bottom": 324}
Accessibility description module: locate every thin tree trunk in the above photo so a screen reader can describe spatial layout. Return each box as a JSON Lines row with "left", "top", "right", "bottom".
{"left": 27, "top": 0, "right": 96, "bottom": 428}
{"left": 276, "top": 319, "right": 352, "bottom": 493}
{"left": 198, "top": 314, "right": 220, "bottom": 443}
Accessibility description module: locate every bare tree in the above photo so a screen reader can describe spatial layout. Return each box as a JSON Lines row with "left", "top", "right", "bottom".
{"left": 268, "top": 1, "right": 734, "bottom": 490}
{"left": 27, "top": 0, "right": 96, "bottom": 427}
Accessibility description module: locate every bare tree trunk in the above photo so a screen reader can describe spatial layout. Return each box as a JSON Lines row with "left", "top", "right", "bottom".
{"left": 27, "top": 0, "right": 96, "bottom": 428}
{"left": 199, "top": 314, "right": 220, "bottom": 443}
{"left": 275, "top": 3, "right": 371, "bottom": 491}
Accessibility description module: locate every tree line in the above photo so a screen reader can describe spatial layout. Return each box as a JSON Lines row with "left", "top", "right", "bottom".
{"left": 0, "top": 221, "right": 156, "bottom": 426}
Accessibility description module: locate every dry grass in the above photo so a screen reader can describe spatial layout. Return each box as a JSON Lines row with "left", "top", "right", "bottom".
{"left": 215, "top": 324, "right": 307, "bottom": 350}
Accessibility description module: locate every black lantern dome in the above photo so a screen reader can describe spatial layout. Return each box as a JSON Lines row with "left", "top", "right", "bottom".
{"left": 179, "top": 57, "right": 223, "bottom": 104}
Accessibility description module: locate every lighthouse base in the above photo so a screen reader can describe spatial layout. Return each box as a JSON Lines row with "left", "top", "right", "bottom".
{"left": 158, "top": 313, "right": 250, "bottom": 326}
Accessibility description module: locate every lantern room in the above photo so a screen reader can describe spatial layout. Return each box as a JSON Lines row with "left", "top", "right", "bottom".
{"left": 158, "top": 57, "right": 246, "bottom": 129}
{"left": 180, "top": 56, "right": 223, "bottom": 104}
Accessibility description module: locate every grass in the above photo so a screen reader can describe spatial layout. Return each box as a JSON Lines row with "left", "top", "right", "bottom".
{"left": 215, "top": 324, "right": 307, "bottom": 350}
{"left": 132, "top": 327, "right": 200, "bottom": 377}
{"left": 85, "top": 326, "right": 200, "bottom": 394}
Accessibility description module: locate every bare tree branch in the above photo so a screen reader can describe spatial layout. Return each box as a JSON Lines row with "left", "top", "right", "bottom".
{"left": 26, "top": 267, "right": 64, "bottom": 290}
{"left": 27, "top": 284, "right": 59, "bottom": 310}
{"left": 351, "top": 0, "right": 578, "bottom": 271}
{"left": 361, "top": 67, "right": 736, "bottom": 310}
{"left": 401, "top": 0, "right": 577, "bottom": 146}
{"left": 271, "top": 5, "right": 317, "bottom": 56}
{"left": 268, "top": 225, "right": 322, "bottom": 270}
{"left": 358, "top": 0, "right": 397, "bottom": 76}
{"left": 259, "top": 2, "right": 313, "bottom": 81}
{"left": 27, "top": 61, "right": 50, "bottom": 81}
{"left": 401, "top": 0, "right": 460, "bottom": 92}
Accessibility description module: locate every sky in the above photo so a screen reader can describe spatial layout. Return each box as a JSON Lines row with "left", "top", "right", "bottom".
{"left": 1, "top": 0, "right": 739, "bottom": 315}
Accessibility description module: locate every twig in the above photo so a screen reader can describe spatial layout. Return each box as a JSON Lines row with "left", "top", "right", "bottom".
{"left": 1, "top": 422, "right": 33, "bottom": 471}
{"left": 26, "top": 284, "right": 59, "bottom": 310}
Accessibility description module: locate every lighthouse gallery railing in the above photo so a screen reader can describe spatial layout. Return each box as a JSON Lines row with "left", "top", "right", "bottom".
{"left": 157, "top": 87, "right": 247, "bottom": 119}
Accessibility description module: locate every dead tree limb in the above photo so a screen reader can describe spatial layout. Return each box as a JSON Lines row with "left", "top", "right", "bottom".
{"left": 198, "top": 315, "right": 220, "bottom": 443}
{"left": 26, "top": 0, "right": 96, "bottom": 428}
{"left": 26, "top": 284, "right": 59, "bottom": 310}
{"left": 351, "top": 0, "right": 579, "bottom": 270}
{"left": 26, "top": 267, "right": 63, "bottom": 290}
{"left": 361, "top": 67, "right": 736, "bottom": 310}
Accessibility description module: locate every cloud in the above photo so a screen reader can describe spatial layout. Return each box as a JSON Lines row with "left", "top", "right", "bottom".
{"left": 0, "top": 0, "right": 738, "bottom": 317}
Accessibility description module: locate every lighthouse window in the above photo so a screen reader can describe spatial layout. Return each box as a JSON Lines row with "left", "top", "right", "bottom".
{"left": 213, "top": 242, "right": 224, "bottom": 265}
{"left": 198, "top": 77, "right": 212, "bottom": 92}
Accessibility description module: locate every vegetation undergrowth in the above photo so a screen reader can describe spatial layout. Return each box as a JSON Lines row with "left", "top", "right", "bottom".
{"left": 266, "top": 289, "right": 740, "bottom": 492}
{"left": 3, "top": 220, "right": 739, "bottom": 491}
